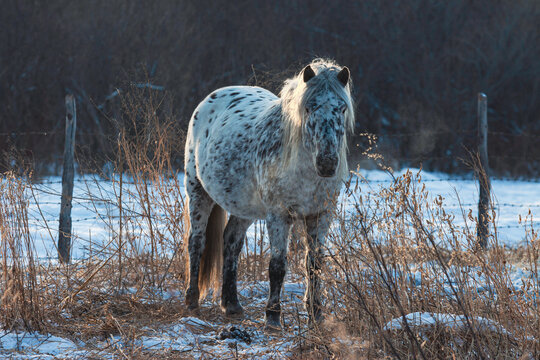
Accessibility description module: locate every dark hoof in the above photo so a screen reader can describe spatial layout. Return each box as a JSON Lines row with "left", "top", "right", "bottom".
{"left": 307, "top": 317, "right": 323, "bottom": 330}
{"left": 221, "top": 303, "right": 244, "bottom": 318}
{"left": 186, "top": 302, "right": 200, "bottom": 314}
{"left": 265, "top": 310, "right": 281, "bottom": 332}
{"left": 306, "top": 305, "right": 323, "bottom": 326}
{"left": 264, "top": 320, "right": 282, "bottom": 333}
{"left": 308, "top": 314, "right": 324, "bottom": 325}
{"left": 185, "top": 289, "right": 199, "bottom": 311}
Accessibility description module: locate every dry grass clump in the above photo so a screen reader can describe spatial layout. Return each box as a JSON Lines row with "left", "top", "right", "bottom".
{"left": 298, "top": 169, "right": 540, "bottom": 359}
{"left": 0, "top": 172, "right": 44, "bottom": 331}
{"left": 0, "top": 88, "right": 191, "bottom": 357}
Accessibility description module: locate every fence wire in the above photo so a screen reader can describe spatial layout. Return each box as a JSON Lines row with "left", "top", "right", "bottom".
{"left": 25, "top": 176, "right": 540, "bottom": 226}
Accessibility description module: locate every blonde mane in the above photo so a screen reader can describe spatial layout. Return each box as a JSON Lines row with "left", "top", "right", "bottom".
{"left": 279, "top": 59, "right": 355, "bottom": 179}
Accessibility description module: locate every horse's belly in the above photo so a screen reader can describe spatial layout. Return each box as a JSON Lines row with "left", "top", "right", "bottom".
{"left": 198, "top": 162, "right": 267, "bottom": 220}
{"left": 220, "top": 198, "right": 267, "bottom": 220}
{"left": 207, "top": 185, "right": 267, "bottom": 220}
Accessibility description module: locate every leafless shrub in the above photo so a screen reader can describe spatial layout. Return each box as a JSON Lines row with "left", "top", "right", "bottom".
{"left": 291, "top": 169, "right": 540, "bottom": 359}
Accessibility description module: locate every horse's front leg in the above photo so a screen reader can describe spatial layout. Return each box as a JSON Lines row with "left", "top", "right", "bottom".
{"left": 265, "top": 213, "right": 293, "bottom": 330}
{"left": 304, "top": 211, "right": 332, "bottom": 325}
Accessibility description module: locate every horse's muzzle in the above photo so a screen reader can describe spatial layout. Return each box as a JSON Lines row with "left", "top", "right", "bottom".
{"left": 315, "top": 154, "right": 338, "bottom": 178}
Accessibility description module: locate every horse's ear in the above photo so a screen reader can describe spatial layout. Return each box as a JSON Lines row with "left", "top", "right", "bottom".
{"left": 337, "top": 67, "right": 350, "bottom": 86}
{"left": 303, "top": 65, "right": 316, "bottom": 83}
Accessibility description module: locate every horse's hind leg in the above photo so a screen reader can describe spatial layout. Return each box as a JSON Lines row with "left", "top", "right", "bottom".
{"left": 185, "top": 176, "right": 215, "bottom": 310}
{"left": 221, "top": 216, "right": 252, "bottom": 317}
{"left": 265, "top": 213, "right": 293, "bottom": 330}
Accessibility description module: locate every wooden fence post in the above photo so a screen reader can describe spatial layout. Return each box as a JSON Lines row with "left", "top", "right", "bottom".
{"left": 58, "top": 94, "right": 77, "bottom": 263}
{"left": 477, "top": 93, "right": 490, "bottom": 249}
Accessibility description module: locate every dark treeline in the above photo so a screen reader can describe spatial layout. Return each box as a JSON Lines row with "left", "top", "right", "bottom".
{"left": 1, "top": 0, "right": 539, "bottom": 175}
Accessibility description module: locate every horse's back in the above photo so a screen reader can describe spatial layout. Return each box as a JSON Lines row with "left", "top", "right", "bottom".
{"left": 184, "top": 86, "right": 278, "bottom": 219}
{"left": 187, "top": 86, "right": 276, "bottom": 141}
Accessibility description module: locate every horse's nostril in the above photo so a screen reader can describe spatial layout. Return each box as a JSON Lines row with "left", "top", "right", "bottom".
{"left": 316, "top": 155, "right": 338, "bottom": 177}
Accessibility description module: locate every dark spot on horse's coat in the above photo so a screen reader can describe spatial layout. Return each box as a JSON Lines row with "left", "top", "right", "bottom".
{"left": 244, "top": 124, "right": 252, "bottom": 130}
{"left": 230, "top": 92, "right": 240, "bottom": 96}
{"left": 234, "top": 110, "right": 242, "bottom": 113}
{"left": 210, "top": 109, "right": 215, "bottom": 114}
{"left": 251, "top": 116, "right": 256, "bottom": 120}
{"left": 210, "top": 93, "right": 217, "bottom": 99}
{"left": 227, "top": 96, "right": 246, "bottom": 110}
{"left": 205, "top": 129, "right": 209, "bottom": 138}
{"left": 193, "top": 111, "right": 199, "bottom": 120}
{"left": 209, "top": 118, "right": 212, "bottom": 123}
{"left": 194, "top": 213, "right": 201, "bottom": 221}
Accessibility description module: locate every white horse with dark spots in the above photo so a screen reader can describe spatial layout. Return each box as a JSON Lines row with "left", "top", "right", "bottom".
{"left": 184, "top": 59, "right": 354, "bottom": 330}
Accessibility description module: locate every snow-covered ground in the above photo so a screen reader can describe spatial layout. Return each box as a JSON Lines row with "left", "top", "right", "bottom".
{"left": 2, "top": 169, "right": 539, "bottom": 358}
{"left": 27, "top": 169, "right": 540, "bottom": 261}
{"left": 0, "top": 282, "right": 306, "bottom": 359}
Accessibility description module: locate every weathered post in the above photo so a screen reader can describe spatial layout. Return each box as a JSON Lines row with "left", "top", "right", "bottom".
{"left": 477, "top": 93, "right": 490, "bottom": 249}
{"left": 58, "top": 94, "right": 76, "bottom": 263}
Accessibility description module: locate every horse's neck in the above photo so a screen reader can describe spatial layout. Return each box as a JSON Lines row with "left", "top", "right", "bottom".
{"left": 294, "top": 145, "right": 318, "bottom": 174}
{"left": 278, "top": 138, "right": 319, "bottom": 178}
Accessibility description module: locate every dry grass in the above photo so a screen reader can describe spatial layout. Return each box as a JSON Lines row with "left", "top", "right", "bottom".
{"left": 305, "top": 170, "right": 540, "bottom": 359}
{"left": 1, "top": 91, "right": 539, "bottom": 359}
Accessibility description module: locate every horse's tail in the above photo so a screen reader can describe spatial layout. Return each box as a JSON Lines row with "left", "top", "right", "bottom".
{"left": 198, "top": 204, "right": 227, "bottom": 299}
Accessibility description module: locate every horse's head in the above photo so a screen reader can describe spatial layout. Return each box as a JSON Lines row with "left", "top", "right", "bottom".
{"left": 302, "top": 64, "right": 352, "bottom": 178}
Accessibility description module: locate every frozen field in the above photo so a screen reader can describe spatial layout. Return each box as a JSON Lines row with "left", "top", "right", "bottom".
{"left": 27, "top": 168, "right": 540, "bottom": 260}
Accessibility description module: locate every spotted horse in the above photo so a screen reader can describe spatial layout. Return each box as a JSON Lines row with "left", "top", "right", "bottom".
{"left": 184, "top": 59, "right": 355, "bottom": 330}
